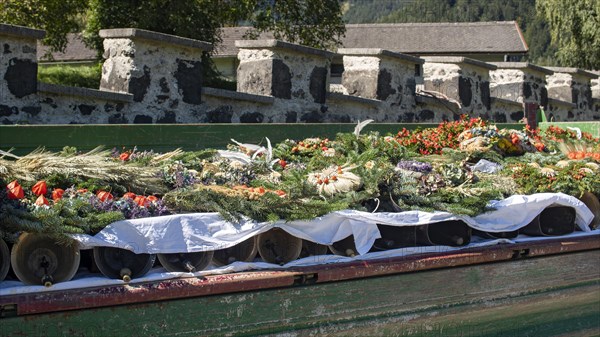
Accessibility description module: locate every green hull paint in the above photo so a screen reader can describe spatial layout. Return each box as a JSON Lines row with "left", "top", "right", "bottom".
{"left": 1, "top": 250, "right": 598, "bottom": 336}
{"left": 0, "top": 123, "right": 524, "bottom": 155}
{"left": 539, "top": 121, "right": 600, "bottom": 138}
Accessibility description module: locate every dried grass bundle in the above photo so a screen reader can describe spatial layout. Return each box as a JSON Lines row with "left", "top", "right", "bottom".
{"left": 1, "top": 147, "right": 168, "bottom": 194}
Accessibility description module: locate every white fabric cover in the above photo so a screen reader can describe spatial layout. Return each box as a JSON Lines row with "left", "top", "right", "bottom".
{"left": 74, "top": 193, "right": 594, "bottom": 255}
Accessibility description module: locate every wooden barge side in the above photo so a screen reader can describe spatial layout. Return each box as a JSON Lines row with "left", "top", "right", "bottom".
{"left": 0, "top": 235, "right": 598, "bottom": 336}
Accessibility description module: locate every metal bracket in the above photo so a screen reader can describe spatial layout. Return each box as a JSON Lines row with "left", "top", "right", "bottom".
{"left": 512, "top": 248, "right": 530, "bottom": 259}
{"left": 293, "top": 273, "right": 318, "bottom": 286}
{"left": 0, "top": 303, "right": 17, "bottom": 318}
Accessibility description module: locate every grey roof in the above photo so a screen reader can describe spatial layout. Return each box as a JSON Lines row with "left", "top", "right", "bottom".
{"left": 216, "top": 21, "right": 528, "bottom": 58}
{"left": 38, "top": 21, "right": 528, "bottom": 62}
{"left": 38, "top": 33, "right": 97, "bottom": 62}
{"left": 340, "top": 22, "right": 528, "bottom": 55}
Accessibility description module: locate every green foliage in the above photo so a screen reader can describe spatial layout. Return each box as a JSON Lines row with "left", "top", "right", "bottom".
{"left": 245, "top": 0, "right": 345, "bottom": 50}
{"left": 83, "top": 0, "right": 344, "bottom": 53}
{"left": 507, "top": 160, "right": 600, "bottom": 197}
{"left": 0, "top": 0, "right": 87, "bottom": 54}
{"left": 342, "top": 0, "right": 408, "bottom": 24}
{"left": 388, "top": 165, "right": 514, "bottom": 216}
{"left": 83, "top": 0, "right": 240, "bottom": 58}
{"left": 163, "top": 187, "right": 350, "bottom": 223}
{"left": 536, "top": 0, "right": 600, "bottom": 69}
{"left": 38, "top": 63, "right": 102, "bottom": 89}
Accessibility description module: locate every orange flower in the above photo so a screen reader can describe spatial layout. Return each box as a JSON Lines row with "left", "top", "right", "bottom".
{"left": 134, "top": 195, "right": 148, "bottom": 207}
{"left": 119, "top": 152, "right": 130, "bottom": 161}
{"left": 146, "top": 195, "right": 158, "bottom": 202}
{"left": 52, "top": 188, "right": 65, "bottom": 201}
{"left": 35, "top": 195, "right": 49, "bottom": 206}
{"left": 6, "top": 180, "right": 24, "bottom": 200}
{"left": 32, "top": 180, "right": 47, "bottom": 196}
{"left": 77, "top": 188, "right": 88, "bottom": 194}
{"left": 123, "top": 192, "right": 137, "bottom": 199}
{"left": 96, "top": 190, "right": 114, "bottom": 202}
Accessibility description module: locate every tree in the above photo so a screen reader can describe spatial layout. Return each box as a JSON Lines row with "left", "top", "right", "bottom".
{"left": 81, "top": 0, "right": 344, "bottom": 83}
{"left": 0, "top": 0, "right": 87, "bottom": 54}
{"left": 83, "top": 0, "right": 242, "bottom": 58}
{"left": 83, "top": 0, "right": 345, "bottom": 53}
{"left": 245, "top": 0, "right": 345, "bottom": 50}
{"left": 537, "top": 0, "right": 600, "bottom": 69}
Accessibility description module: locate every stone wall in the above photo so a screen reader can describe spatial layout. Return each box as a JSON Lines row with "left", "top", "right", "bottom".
{"left": 489, "top": 62, "right": 550, "bottom": 108}
{"left": 546, "top": 98, "right": 576, "bottom": 122}
{"left": 0, "top": 24, "right": 44, "bottom": 123}
{"left": 546, "top": 67, "right": 597, "bottom": 120}
{"left": 489, "top": 97, "right": 524, "bottom": 123}
{"left": 37, "top": 83, "right": 132, "bottom": 124}
{"left": 338, "top": 49, "right": 422, "bottom": 112}
{"left": 1, "top": 23, "right": 598, "bottom": 126}
{"left": 421, "top": 57, "right": 494, "bottom": 116}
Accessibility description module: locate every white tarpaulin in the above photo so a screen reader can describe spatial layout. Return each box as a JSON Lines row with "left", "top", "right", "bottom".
{"left": 74, "top": 193, "right": 594, "bottom": 255}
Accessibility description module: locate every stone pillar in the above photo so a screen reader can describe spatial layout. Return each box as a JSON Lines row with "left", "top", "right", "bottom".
{"left": 99, "top": 28, "right": 212, "bottom": 118}
{"left": 235, "top": 40, "right": 334, "bottom": 104}
{"left": 0, "top": 24, "right": 44, "bottom": 122}
{"left": 489, "top": 62, "right": 552, "bottom": 107}
{"left": 592, "top": 71, "right": 599, "bottom": 99}
{"left": 545, "top": 67, "right": 598, "bottom": 120}
{"left": 337, "top": 48, "right": 423, "bottom": 112}
{"left": 422, "top": 56, "right": 496, "bottom": 116}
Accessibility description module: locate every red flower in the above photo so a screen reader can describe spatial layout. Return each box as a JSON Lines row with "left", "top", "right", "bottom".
{"left": 32, "top": 180, "right": 47, "bottom": 196}
{"left": 52, "top": 188, "right": 65, "bottom": 201}
{"left": 96, "top": 190, "right": 114, "bottom": 202}
{"left": 279, "top": 159, "right": 287, "bottom": 169}
{"left": 6, "top": 180, "right": 24, "bottom": 200}
{"left": 146, "top": 195, "right": 158, "bottom": 203}
{"left": 119, "top": 152, "right": 130, "bottom": 161}
{"left": 35, "top": 195, "right": 49, "bottom": 206}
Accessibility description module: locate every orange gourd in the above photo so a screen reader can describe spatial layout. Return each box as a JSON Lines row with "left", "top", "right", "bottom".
{"left": 52, "top": 188, "right": 65, "bottom": 201}
{"left": 32, "top": 181, "right": 47, "bottom": 196}
{"left": 6, "top": 180, "right": 24, "bottom": 200}
{"left": 96, "top": 190, "right": 114, "bottom": 202}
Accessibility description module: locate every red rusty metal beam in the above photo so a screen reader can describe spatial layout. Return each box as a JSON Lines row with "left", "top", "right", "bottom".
{"left": 1, "top": 271, "right": 300, "bottom": 316}
{"left": 1, "top": 235, "right": 598, "bottom": 317}
{"left": 306, "top": 235, "right": 600, "bottom": 283}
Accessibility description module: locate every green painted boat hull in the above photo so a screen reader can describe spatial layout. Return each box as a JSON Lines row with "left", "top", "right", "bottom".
{"left": 1, "top": 240, "right": 598, "bottom": 336}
